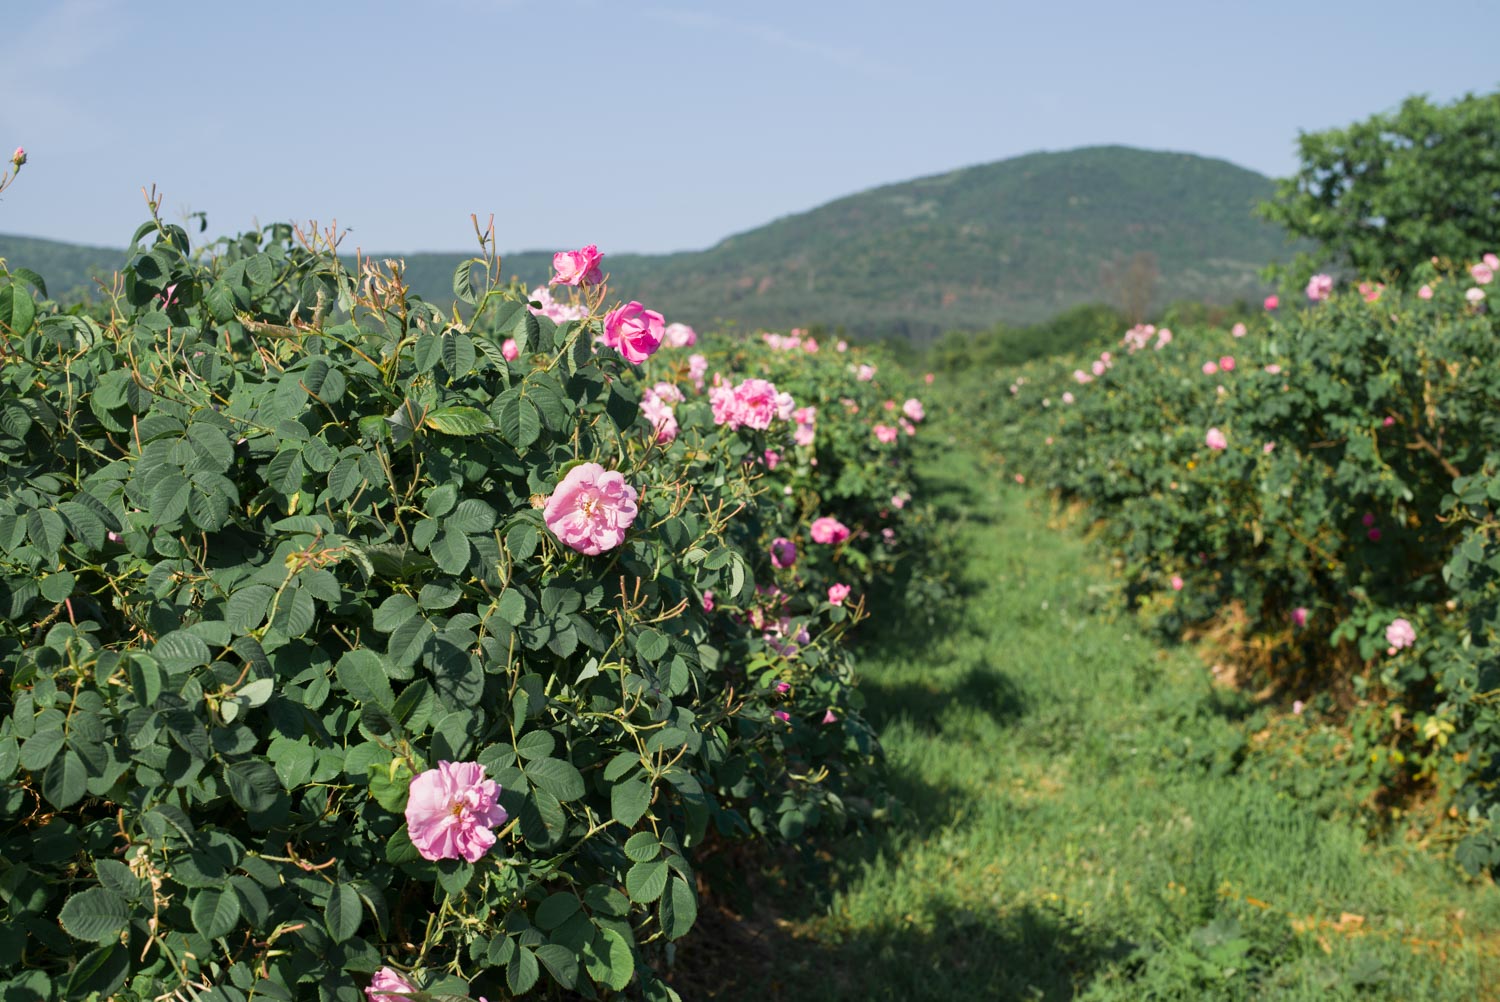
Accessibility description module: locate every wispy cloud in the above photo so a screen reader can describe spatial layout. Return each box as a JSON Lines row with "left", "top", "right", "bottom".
{"left": 642, "top": 7, "right": 903, "bottom": 81}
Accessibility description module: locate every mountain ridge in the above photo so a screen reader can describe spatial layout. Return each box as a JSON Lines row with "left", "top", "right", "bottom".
{"left": 1, "top": 145, "right": 1296, "bottom": 342}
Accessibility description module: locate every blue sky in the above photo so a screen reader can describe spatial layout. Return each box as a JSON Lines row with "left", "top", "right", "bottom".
{"left": 2, "top": 0, "right": 1495, "bottom": 255}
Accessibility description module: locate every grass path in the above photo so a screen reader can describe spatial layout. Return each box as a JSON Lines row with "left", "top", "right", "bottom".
{"left": 692, "top": 429, "right": 1500, "bottom": 1001}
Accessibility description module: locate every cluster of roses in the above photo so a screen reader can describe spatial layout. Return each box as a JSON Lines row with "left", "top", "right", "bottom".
{"left": 1119, "top": 322, "right": 1173, "bottom": 354}
{"left": 872, "top": 397, "right": 926, "bottom": 441}
{"left": 761, "top": 328, "right": 849, "bottom": 354}
{"left": 709, "top": 376, "right": 796, "bottom": 431}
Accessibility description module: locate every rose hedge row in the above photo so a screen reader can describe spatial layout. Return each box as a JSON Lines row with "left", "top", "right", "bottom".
{"left": 947, "top": 261, "right": 1500, "bottom": 872}
{"left": 0, "top": 215, "right": 931, "bottom": 1001}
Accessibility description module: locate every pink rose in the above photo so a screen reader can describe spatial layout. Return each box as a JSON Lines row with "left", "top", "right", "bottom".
{"left": 1472, "top": 263, "right": 1494, "bottom": 285}
{"left": 701, "top": 590, "right": 715, "bottom": 613}
{"left": 1359, "top": 281, "right": 1383, "bottom": 302}
{"left": 924, "top": 372, "right": 934, "bottom": 384}
{"left": 1264, "top": 295, "right": 1279, "bottom": 311}
{"left": 856, "top": 364, "right": 876, "bottom": 381}
{"left": 551, "top": 244, "right": 603, "bottom": 286}
{"left": 1263, "top": 441, "right": 1276, "bottom": 454}
{"left": 775, "top": 680, "right": 791, "bottom": 694}
{"left": 1486, "top": 253, "right": 1500, "bottom": 270}
{"left": 773, "top": 710, "right": 791, "bottom": 723}
{"left": 1231, "top": 322, "right": 1247, "bottom": 337}
{"left": 809, "top": 517, "right": 850, "bottom": 544}
{"left": 881, "top": 527, "right": 895, "bottom": 542}
{"left": 1265, "top": 363, "right": 1282, "bottom": 375}
{"left": 1382, "top": 416, "right": 1395, "bottom": 427}
{"left": 1292, "top": 700, "right": 1305, "bottom": 715}
{"left": 1219, "top": 356, "right": 1235, "bottom": 372}
{"left": 1385, "top": 618, "right": 1416, "bottom": 651}
{"left": 601, "top": 302, "right": 664, "bottom": 364}
{"left": 1467, "top": 287, "right": 1487, "bottom": 305}
{"left": 900, "top": 419, "right": 916, "bottom": 436}
{"left": 1170, "top": 575, "right": 1184, "bottom": 591}
{"left": 763, "top": 449, "right": 781, "bottom": 470}
{"left": 821, "top": 709, "right": 838, "bottom": 724}
{"left": 9, "top": 147, "right": 24, "bottom": 168}
{"left": 1202, "top": 361, "right": 1218, "bottom": 376}
{"left": 1061, "top": 392, "right": 1075, "bottom": 405}
{"left": 662, "top": 322, "right": 697, "bottom": 347}
{"left": 1306, "top": 274, "right": 1333, "bottom": 301}
{"left": 902, "top": 398, "right": 925, "bottom": 422}
{"left": 640, "top": 394, "right": 678, "bottom": 443}
{"left": 1292, "top": 607, "right": 1308, "bottom": 627}
{"left": 793, "top": 425, "right": 815, "bottom": 447}
{"left": 367, "top": 967, "right": 417, "bottom": 1002}
{"left": 652, "top": 381, "right": 684, "bottom": 405}
{"left": 501, "top": 338, "right": 520, "bottom": 361}
{"left": 543, "top": 462, "right": 639, "bottom": 555}
{"left": 687, "top": 353, "right": 707, "bottom": 391}
{"left": 405, "top": 761, "right": 507, "bottom": 863}
{"left": 1205, "top": 427, "right": 1227, "bottom": 451}
{"left": 873, "top": 424, "right": 898, "bottom": 443}
{"left": 828, "top": 583, "right": 851, "bottom": 605}
{"left": 770, "top": 537, "right": 797, "bottom": 569}
{"left": 1418, "top": 284, "right": 1434, "bottom": 300}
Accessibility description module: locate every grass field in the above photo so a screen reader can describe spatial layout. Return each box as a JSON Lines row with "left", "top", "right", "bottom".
{"left": 675, "top": 425, "right": 1500, "bottom": 1001}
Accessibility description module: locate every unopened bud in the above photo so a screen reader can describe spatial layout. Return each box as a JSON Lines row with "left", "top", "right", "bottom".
{"left": 10, "top": 147, "right": 24, "bottom": 168}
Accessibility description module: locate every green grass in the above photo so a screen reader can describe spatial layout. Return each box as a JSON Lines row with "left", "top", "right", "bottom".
{"left": 681, "top": 427, "right": 1500, "bottom": 1001}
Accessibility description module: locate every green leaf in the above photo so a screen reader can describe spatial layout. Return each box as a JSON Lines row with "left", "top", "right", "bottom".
{"left": 191, "top": 887, "right": 242, "bottom": 940}
{"left": 324, "top": 883, "right": 362, "bottom": 943}
{"left": 525, "top": 757, "right": 585, "bottom": 802}
{"left": 0, "top": 283, "right": 36, "bottom": 336}
{"left": 623, "top": 831, "right": 660, "bottom": 863}
{"left": 224, "top": 760, "right": 280, "bottom": 812}
{"left": 425, "top": 406, "right": 492, "bottom": 436}
{"left": 636, "top": 628, "right": 669, "bottom": 662}
{"left": 66, "top": 943, "right": 129, "bottom": 999}
{"left": 42, "top": 748, "right": 88, "bottom": 808}
{"left": 611, "top": 777, "right": 651, "bottom": 828}
{"left": 39, "top": 570, "right": 74, "bottom": 603}
{"left": 583, "top": 927, "right": 634, "bottom": 992}
{"left": 626, "top": 859, "right": 668, "bottom": 903}
{"left": 535, "top": 892, "right": 580, "bottom": 930}
{"left": 336, "top": 649, "right": 395, "bottom": 710}
{"left": 148, "top": 472, "right": 192, "bottom": 527}
{"left": 663, "top": 876, "right": 698, "bottom": 939}
{"left": 452, "top": 258, "right": 482, "bottom": 306}
{"left": 19, "top": 725, "right": 65, "bottom": 771}
{"left": 508, "top": 945, "right": 540, "bottom": 996}
{"left": 535, "top": 943, "right": 579, "bottom": 991}
{"left": 58, "top": 887, "right": 130, "bottom": 943}
{"left": 430, "top": 529, "right": 471, "bottom": 575}
{"left": 269, "top": 587, "right": 316, "bottom": 638}
{"left": 154, "top": 629, "right": 211, "bottom": 672}
{"left": 441, "top": 332, "right": 477, "bottom": 377}
{"left": 499, "top": 394, "right": 541, "bottom": 449}
{"left": 226, "top": 585, "right": 275, "bottom": 634}
{"left": 449, "top": 498, "right": 496, "bottom": 535}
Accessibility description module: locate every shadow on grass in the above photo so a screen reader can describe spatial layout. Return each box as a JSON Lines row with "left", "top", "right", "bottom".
{"left": 670, "top": 895, "right": 1137, "bottom": 1002}
{"left": 860, "top": 663, "right": 1028, "bottom": 734}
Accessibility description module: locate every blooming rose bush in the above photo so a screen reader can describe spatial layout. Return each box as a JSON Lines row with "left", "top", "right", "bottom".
{"left": 948, "top": 257, "right": 1500, "bottom": 873}
{"left": 0, "top": 215, "right": 926, "bottom": 1000}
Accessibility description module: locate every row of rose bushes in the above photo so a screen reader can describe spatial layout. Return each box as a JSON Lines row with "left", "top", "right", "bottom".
{"left": 948, "top": 259, "right": 1500, "bottom": 874}
{"left": 0, "top": 217, "right": 934, "bottom": 1001}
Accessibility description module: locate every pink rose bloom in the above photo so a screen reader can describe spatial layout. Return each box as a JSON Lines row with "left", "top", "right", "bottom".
{"left": 405, "top": 761, "right": 507, "bottom": 863}
{"left": 640, "top": 394, "right": 678, "bottom": 444}
{"left": 1231, "top": 322, "right": 1247, "bottom": 337}
{"left": 1219, "top": 356, "right": 1235, "bottom": 372}
{"left": 1486, "top": 253, "right": 1500, "bottom": 270}
{"left": 891, "top": 493, "right": 908, "bottom": 509}
{"left": 1292, "top": 700, "right": 1305, "bottom": 715}
{"left": 1292, "top": 607, "right": 1308, "bottom": 627}
{"left": 874, "top": 424, "right": 898, "bottom": 443}
{"left": 775, "top": 391, "right": 796, "bottom": 422}
{"left": 763, "top": 448, "right": 781, "bottom": 470}
{"left": 1263, "top": 441, "right": 1276, "bottom": 454}
{"left": 367, "top": 967, "right": 416, "bottom": 1002}
{"left": 732, "top": 378, "right": 784, "bottom": 430}
{"left": 821, "top": 709, "right": 838, "bottom": 724}
{"left": 804, "top": 337, "right": 820, "bottom": 353}
{"left": 1073, "top": 369, "right": 1094, "bottom": 385}
{"left": 701, "top": 590, "right": 715, "bottom": 613}
{"left": 881, "top": 527, "right": 895, "bottom": 542}
{"left": 1202, "top": 360, "right": 1218, "bottom": 376}
{"left": 1385, "top": 618, "right": 1416, "bottom": 651}
{"left": 501, "top": 338, "right": 520, "bottom": 361}
{"left": 793, "top": 424, "right": 815, "bottom": 447}
{"left": 1062, "top": 392, "right": 1075, "bottom": 405}
{"left": 810, "top": 517, "right": 850, "bottom": 544}
{"left": 1155, "top": 328, "right": 1173, "bottom": 349}
{"left": 828, "top": 583, "right": 851, "bottom": 605}
{"left": 856, "top": 364, "right": 877, "bottom": 382}
{"left": 793, "top": 406, "right": 817, "bottom": 426}
{"left": 1205, "top": 427, "right": 1227, "bottom": 451}
{"left": 1467, "top": 287, "right": 1487, "bottom": 304}
{"left": 1418, "top": 284, "right": 1434, "bottom": 300}
{"left": 883, "top": 400, "right": 897, "bottom": 412}
{"left": 662, "top": 322, "right": 697, "bottom": 347}
{"left": 903, "top": 398, "right": 925, "bottom": 422}
{"left": 652, "top": 381, "right": 684, "bottom": 405}
{"left": 1472, "top": 263, "right": 1494, "bottom": 285}
{"left": 924, "top": 372, "right": 934, "bottom": 384}
{"left": 1383, "top": 416, "right": 1395, "bottom": 427}
{"left": 774, "top": 680, "right": 790, "bottom": 694}
{"left": 1265, "top": 363, "right": 1282, "bottom": 375}
{"left": 1170, "top": 575, "right": 1184, "bottom": 591}
{"left": 1264, "top": 295, "right": 1279, "bottom": 311}
{"left": 1361, "top": 512, "right": 1375, "bottom": 527}
{"left": 770, "top": 537, "right": 797, "bottom": 569}
{"left": 1359, "top": 281, "right": 1384, "bottom": 302}
{"left": 543, "top": 462, "right": 638, "bottom": 555}
{"left": 1306, "top": 274, "right": 1333, "bottom": 301}
{"left": 601, "top": 302, "right": 664, "bottom": 364}
{"left": 552, "top": 244, "right": 603, "bottom": 286}
{"left": 1014, "top": 474, "right": 1026, "bottom": 484}
{"left": 773, "top": 710, "right": 791, "bottom": 724}
{"left": 687, "top": 353, "right": 708, "bottom": 390}
{"left": 837, "top": 340, "right": 849, "bottom": 352}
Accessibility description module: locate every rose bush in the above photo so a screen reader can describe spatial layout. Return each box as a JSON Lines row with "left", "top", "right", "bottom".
{"left": 0, "top": 210, "right": 932, "bottom": 1000}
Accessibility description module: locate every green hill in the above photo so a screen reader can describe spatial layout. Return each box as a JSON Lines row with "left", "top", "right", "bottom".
{"left": 0, "top": 233, "right": 125, "bottom": 300}
{"left": 0, "top": 146, "right": 1295, "bottom": 343}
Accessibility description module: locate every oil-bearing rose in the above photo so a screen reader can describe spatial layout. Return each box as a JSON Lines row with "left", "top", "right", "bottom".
{"left": 552, "top": 244, "right": 603, "bottom": 286}
{"left": 602, "top": 302, "right": 665, "bottom": 364}
{"left": 544, "top": 462, "right": 639, "bottom": 554}
{"left": 404, "top": 761, "right": 507, "bottom": 863}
